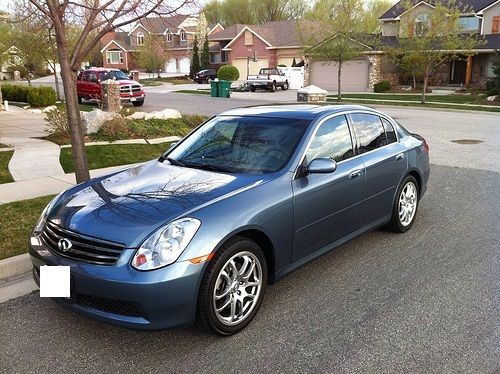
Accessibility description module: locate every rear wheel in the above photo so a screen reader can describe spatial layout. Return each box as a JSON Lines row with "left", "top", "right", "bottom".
{"left": 281, "top": 81, "right": 289, "bottom": 90}
{"left": 386, "top": 175, "right": 419, "bottom": 233}
{"left": 250, "top": 86, "right": 256, "bottom": 92}
{"left": 197, "top": 237, "right": 267, "bottom": 336}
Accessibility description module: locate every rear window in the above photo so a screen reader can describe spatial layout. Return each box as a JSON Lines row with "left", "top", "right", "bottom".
{"left": 350, "top": 113, "right": 386, "bottom": 154}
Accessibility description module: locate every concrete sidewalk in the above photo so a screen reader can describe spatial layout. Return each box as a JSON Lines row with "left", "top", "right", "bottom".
{"left": 0, "top": 163, "right": 140, "bottom": 204}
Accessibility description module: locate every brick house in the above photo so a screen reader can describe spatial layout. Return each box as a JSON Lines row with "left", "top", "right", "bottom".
{"left": 208, "top": 20, "right": 305, "bottom": 79}
{"left": 306, "top": 0, "right": 500, "bottom": 91}
{"left": 100, "top": 15, "right": 200, "bottom": 73}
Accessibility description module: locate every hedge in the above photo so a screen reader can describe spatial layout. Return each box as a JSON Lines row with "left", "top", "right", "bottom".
{"left": 217, "top": 65, "right": 239, "bottom": 81}
{"left": 374, "top": 80, "right": 391, "bottom": 93}
{"left": 27, "top": 86, "right": 57, "bottom": 107}
{"left": 0, "top": 84, "right": 56, "bottom": 107}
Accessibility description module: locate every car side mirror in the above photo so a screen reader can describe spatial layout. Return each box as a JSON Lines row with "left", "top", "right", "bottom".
{"left": 306, "top": 158, "right": 337, "bottom": 174}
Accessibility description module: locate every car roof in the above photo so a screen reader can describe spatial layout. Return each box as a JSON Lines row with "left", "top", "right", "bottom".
{"left": 85, "top": 67, "right": 121, "bottom": 72}
{"left": 219, "top": 104, "right": 379, "bottom": 120}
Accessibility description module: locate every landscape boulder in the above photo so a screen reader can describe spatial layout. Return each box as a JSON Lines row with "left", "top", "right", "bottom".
{"left": 143, "top": 108, "right": 182, "bottom": 121}
{"left": 82, "top": 109, "right": 118, "bottom": 134}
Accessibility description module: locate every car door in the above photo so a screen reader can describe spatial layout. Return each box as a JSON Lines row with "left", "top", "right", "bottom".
{"left": 78, "top": 71, "right": 90, "bottom": 98}
{"left": 349, "top": 113, "right": 408, "bottom": 225}
{"left": 292, "top": 114, "right": 365, "bottom": 262}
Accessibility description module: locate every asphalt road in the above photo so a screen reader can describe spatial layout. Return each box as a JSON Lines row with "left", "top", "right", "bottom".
{"left": 1, "top": 164, "right": 499, "bottom": 373}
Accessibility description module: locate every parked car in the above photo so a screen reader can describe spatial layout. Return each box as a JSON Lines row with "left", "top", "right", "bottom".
{"left": 194, "top": 69, "right": 217, "bottom": 84}
{"left": 30, "top": 105, "right": 429, "bottom": 336}
{"left": 247, "top": 68, "right": 289, "bottom": 92}
{"left": 76, "top": 67, "right": 146, "bottom": 106}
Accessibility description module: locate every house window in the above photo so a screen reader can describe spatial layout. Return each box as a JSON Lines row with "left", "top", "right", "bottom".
{"left": 210, "top": 52, "right": 221, "bottom": 63}
{"left": 137, "top": 32, "right": 144, "bottom": 46}
{"left": 180, "top": 30, "right": 186, "bottom": 41}
{"left": 415, "top": 13, "right": 430, "bottom": 36}
{"left": 493, "top": 16, "right": 500, "bottom": 34}
{"left": 166, "top": 31, "right": 172, "bottom": 42}
{"left": 106, "top": 50, "right": 123, "bottom": 64}
{"left": 458, "top": 17, "right": 480, "bottom": 32}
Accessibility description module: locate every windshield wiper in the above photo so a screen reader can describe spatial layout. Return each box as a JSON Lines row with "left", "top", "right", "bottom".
{"left": 166, "top": 157, "right": 185, "bottom": 167}
{"left": 182, "top": 161, "right": 236, "bottom": 173}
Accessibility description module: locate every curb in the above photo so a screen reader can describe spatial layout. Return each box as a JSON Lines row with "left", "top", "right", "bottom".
{"left": 0, "top": 253, "right": 32, "bottom": 281}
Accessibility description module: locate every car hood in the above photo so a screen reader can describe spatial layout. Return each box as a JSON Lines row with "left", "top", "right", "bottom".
{"left": 48, "top": 160, "right": 266, "bottom": 247}
{"left": 117, "top": 79, "right": 140, "bottom": 86}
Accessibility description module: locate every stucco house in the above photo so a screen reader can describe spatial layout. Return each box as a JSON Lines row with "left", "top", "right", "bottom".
{"left": 100, "top": 15, "right": 204, "bottom": 73}
{"left": 305, "top": 0, "right": 500, "bottom": 91}
{"left": 208, "top": 20, "right": 305, "bottom": 79}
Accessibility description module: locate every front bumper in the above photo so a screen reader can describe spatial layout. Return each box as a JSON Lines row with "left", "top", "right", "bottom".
{"left": 29, "top": 234, "right": 206, "bottom": 330}
{"left": 120, "top": 93, "right": 145, "bottom": 103}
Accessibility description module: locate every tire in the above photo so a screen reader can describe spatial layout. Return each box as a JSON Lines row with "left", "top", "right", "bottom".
{"left": 77, "top": 96, "right": 83, "bottom": 104}
{"left": 132, "top": 101, "right": 144, "bottom": 107}
{"left": 386, "top": 175, "right": 419, "bottom": 233}
{"left": 250, "top": 86, "right": 256, "bottom": 92}
{"left": 281, "top": 81, "right": 289, "bottom": 90}
{"left": 270, "top": 82, "right": 276, "bottom": 92}
{"left": 197, "top": 236, "right": 268, "bottom": 336}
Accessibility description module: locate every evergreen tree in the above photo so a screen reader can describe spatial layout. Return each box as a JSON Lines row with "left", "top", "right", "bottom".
{"left": 190, "top": 34, "right": 200, "bottom": 77}
{"left": 200, "top": 34, "right": 210, "bottom": 70}
{"left": 291, "top": 57, "right": 297, "bottom": 67}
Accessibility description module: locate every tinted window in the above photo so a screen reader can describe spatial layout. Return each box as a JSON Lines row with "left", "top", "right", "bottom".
{"left": 350, "top": 113, "right": 386, "bottom": 153}
{"left": 168, "top": 116, "right": 309, "bottom": 174}
{"left": 381, "top": 117, "right": 397, "bottom": 144}
{"left": 82, "top": 71, "right": 91, "bottom": 82}
{"left": 306, "top": 115, "right": 354, "bottom": 163}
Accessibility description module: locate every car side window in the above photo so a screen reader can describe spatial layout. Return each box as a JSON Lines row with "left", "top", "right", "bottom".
{"left": 350, "top": 113, "right": 387, "bottom": 154}
{"left": 381, "top": 117, "right": 397, "bottom": 144}
{"left": 305, "top": 115, "right": 354, "bottom": 163}
{"left": 82, "top": 71, "right": 90, "bottom": 82}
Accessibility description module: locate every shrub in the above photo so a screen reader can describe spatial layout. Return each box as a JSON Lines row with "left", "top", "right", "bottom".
{"left": 1, "top": 84, "right": 31, "bottom": 102}
{"left": 44, "top": 107, "right": 71, "bottom": 144}
{"left": 27, "top": 86, "right": 57, "bottom": 107}
{"left": 217, "top": 65, "right": 239, "bottom": 81}
{"left": 374, "top": 80, "right": 391, "bottom": 93}
{"left": 96, "top": 116, "right": 131, "bottom": 141}
{"left": 485, "top": 78, "right": 499, "bottom": 96}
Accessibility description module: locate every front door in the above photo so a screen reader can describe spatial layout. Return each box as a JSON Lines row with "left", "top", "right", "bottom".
{"left": 449, "top": 59, "right": 467, "bottom": 84}
{"left": 292, "top": 114, "right": 365, "bottom": 262}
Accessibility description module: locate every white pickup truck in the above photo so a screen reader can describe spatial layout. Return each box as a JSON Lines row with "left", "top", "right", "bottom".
{"left": 246, "top": 68, "right": 289, "bottom": 92}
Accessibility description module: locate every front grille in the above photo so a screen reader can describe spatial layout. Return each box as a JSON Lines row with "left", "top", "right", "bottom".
{"left": 74, "top": 293, "right": 145, "bottom": 318}
{"left": 120, "top": 84, "right": 142, "bottom": 94}
{"left": 41, "top": 221, "right": 125, "bottom": 265}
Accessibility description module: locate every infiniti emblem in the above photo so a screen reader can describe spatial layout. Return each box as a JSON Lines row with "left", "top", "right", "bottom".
{"left": 58, "top": 238, "right": 72, "bottom": 252}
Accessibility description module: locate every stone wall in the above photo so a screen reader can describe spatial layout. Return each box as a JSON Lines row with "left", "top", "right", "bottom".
{"left": 367, "top": 54, "right": 400, "bottom": 88}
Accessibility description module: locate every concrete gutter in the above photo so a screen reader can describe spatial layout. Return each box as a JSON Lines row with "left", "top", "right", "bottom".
{"left": 0, "top": 254, "right": 37, "bottom": 303}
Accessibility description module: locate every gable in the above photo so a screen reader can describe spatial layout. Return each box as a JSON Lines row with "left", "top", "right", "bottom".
{"left": 100, "top": 40, "right": 127, "bottom": 53}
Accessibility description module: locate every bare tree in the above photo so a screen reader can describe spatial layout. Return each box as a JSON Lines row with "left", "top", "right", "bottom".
{"left": 13, "top": 0, "right": 191, "bottom": 183}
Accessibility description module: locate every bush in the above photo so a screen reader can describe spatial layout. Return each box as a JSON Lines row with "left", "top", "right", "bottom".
{"left": 485, "top": 78, "right": 499, "bottom": 96}
{"left": 374, "top": 80, "right": 391, "bottom": 93}
{"left": 96, "top": 116, "right": 131, "bottom": 141}
{"left": 217, "top": 65, "right": 239, "bottom": 81}
{"left": 27, "top": 86, "right": 57, "bottom": 107}
{"left": 1, "top": 84, "right": 31, "bottom": 102}
{"left": 44, "top": 107, "right": 70, "bottom": 144}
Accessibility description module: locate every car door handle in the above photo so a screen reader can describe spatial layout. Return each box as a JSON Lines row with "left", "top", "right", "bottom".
{"left": 395, "top": 153, "right": 405, "bottom": 161}
{"left": 348, "top": 169, "right": 363, "bottom": 179}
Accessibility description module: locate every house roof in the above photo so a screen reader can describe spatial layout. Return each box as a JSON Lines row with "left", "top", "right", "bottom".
{"left": 138, "top": 15, "right": 189, "bottom": 34}
{"left": 372, "top": 33, "right": 500, "bottom": 50}
{"left": 380, "top": 0, "right": 498, "bottom": 19}
{"left": 209, "top": 20, "right": 305, "bottom": 47}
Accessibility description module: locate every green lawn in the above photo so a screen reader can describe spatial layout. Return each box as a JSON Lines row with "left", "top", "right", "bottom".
{"left": 334, "top": 93, "right": 485, "bottom": 104}
{"left": 60, "top": 142, "right": 171, "bottom": 173}
{"left": 140, "top": 77, "right": 193, "bottom": 85}
{"left": 0, "top": 143, "right": 10, "bottom": 148}
{"left": 175, "top": 89, "right": 211, "bottom": 95}
{"left": 0, "top": 195, "right": 54, "bottom": 260}
{"left": 0, "top": 151, "right": 14, "bottom": 184}
{"left": 55, "top": 102, "right": 95, "bottom": 112}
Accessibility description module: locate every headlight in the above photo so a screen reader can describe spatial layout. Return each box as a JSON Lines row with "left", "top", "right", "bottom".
{"left": 132, "top": 218, "right": 201, "bottom": 271}
{"left": 33, "top": 192, "right": 63, "bottom": 234}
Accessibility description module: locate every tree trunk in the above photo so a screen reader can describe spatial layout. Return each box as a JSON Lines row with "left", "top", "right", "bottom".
{"left": 413, "top": 74, "right": 416, "bottom": 90}
{"left": 57, "top": 46, "right": 90, "bottom": 182}
{"left": 0, "top": 84, "right": 3, "bottom": 111}
{"left": 421, "top": 64, "right": 430, "bottom": 104}
{"left": 50, "top": 62, "right": 61, "bottom": 101}
{"left": 337, "top": 60, "right": 342, "bottom": 100}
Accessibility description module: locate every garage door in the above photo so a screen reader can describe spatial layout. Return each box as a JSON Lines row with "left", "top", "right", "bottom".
{"left": 178, "top": 58, "right": 190, "bottom": 74}
{"left": 165, "top": 59, "right": 176, "bottom": 73}
{"left": 310, "top": 60, "right": 369, "bottom": 92}
{"left": 232, "top": 58, "right": 269, "bottom": 80}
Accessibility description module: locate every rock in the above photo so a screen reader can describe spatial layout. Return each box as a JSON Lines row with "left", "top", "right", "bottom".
{"left": 28, "top": 108, "right": 43, "bottom": 114}
{"left": 144, "top": 108, "right": 182, "bottom": 121}
{"left": 486, "top": 95, "right": 497, "bottom": 102}
{"left": 43, "top": 105, "right": 58, "bottom": 113}
{"left": 127, "top": 111, "right": 147, "bottom": 120}
{"left": 81, "top": 109, "right": 118, "bottom": 134}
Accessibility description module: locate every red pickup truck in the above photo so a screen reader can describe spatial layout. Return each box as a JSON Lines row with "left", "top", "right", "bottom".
{"left": 76, "top": 68, "right": 145, "bottom": 106}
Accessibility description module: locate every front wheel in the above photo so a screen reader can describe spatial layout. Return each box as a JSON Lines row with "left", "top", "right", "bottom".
{"left": 270, "top": 82, "right": 276, "bottom": 92}
{"left": 281, "top": 81, "right": 289, "bottom": 90}
{"left": 250, "top": 86, "right": 256, "bottom": 92}
{"left": 132, "top": 101, "right": 144, "bottom": 107}
{"left": 197, "top": 237, "right": 267, "bottom": 336}
{"left": 386, "top": 175, "right": 419, "bottom": 233}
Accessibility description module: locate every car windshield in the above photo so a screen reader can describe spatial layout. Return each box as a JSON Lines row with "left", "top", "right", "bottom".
{"left": 99, "top": 70, "right": 129, "bottom": 81}
{"left": 166, "top": 116, "right": 309, "bottom": 174}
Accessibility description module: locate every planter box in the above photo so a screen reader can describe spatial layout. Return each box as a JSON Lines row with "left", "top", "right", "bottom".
{"left": 297, "top": 85, "right": 328, "bottom": 102}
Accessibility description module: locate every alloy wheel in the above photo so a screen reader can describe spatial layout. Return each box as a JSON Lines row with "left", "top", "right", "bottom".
{"left": 398, "top": 181, "right": 417, "bottom": 227}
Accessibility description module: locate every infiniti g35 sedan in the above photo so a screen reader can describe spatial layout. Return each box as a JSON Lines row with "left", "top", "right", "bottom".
{"left": 29, "top": 105, "right": 430, "bottom": 336}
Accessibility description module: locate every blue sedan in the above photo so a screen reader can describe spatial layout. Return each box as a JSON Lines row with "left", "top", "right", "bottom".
{"left": 29, "top": 105, "right": 430, "bottom": 335}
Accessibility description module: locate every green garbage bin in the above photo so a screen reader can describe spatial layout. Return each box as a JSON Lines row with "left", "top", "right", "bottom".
{"left": 210, "top": 81, "right": 219, "bottom": 97}
{"left": 218, "top": 80, "right": 231, "bottom": 98}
